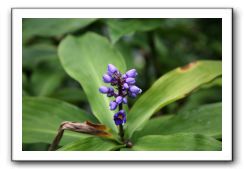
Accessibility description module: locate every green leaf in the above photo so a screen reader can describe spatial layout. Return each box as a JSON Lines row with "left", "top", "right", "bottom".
{"left": 23, "top": 43, "right": 57, "bottom": 70}
{"left": 106, "top": 19, "right": 164, "bottom": 44}
{"left": 23, "top": 143, "right": 50, "bottom": 151}
{"left": 23, "top": 97, "right": 97, "bottom": 145}
{"left": 201, "top": 77, "right": 222, "bottom": 88}
{"left": 133, "top": 103, "right": 222, "bottom": 140}
{"left": 23, "top": 18, "right": 97, "bottom": 43}
{"left": 49, "top": 87, "right": 87, "bottom": 103}
{"left": 125, "top": 60, "right": 222, "bottom": 138}
{"left": 58, "top": 32, "right": 126, "bottom": 133}
{"left": 58, "top": 137, "right": 122, "bottom": 151}
{"left": 132, "top": 134, "right": 222, "bottom": 151}
{"left": 23, "top": 43, "right": 67, "bottom": 96}
{"left": 30, "top": 66, "right": 65, "bottom": 96}
{"left": 22, "top": 73, "right": 28, "bottom": 90}
{"left": 176, "top": 87, "right": 222, "bottom": 113}
{"left": 114, "top": 42, "right": 135, "bottom": 69}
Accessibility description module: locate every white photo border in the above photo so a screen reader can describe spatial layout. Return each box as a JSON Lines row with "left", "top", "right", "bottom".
{"left": 12, "top": 8, "right": 233, "bottom": 161}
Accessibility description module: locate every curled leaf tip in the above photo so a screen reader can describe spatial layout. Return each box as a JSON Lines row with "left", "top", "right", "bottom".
{"left": 84, "top": 121, "right": 107, "bottom": 130}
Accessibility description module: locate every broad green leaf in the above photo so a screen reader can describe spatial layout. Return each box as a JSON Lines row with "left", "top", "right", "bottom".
{"left": 106, "top": 19, "right": 164, "bottom": 44}
{"left": 23, "top": 97, "right": 97, "bottom": 145}
{"left": 201, "top": 77, "right": 222, "bottom": 88}
{"left": 132, "top": 134, "right": 222, "bottom": 151}
{"left": 23, "top": 18, "right": 97, "bottom": 43}
{"left": 30, "top": 66, "right": 65, "bottom": 96}
{"left": 125, "top": 60, "right": 222, "bottom": 138}
{"left": 176, "top": 87, "right": 222, "bottom": 113}
{"left": 133, "top": 103, "right": 222, "bottom": 140}
{"left": 49, "top": 87, "right": 87, "bottom": 103}
{"left": 59, "top": 137, "right": 122, "bottom": 151}
{"left": 58, "top": 32, "right": 126, "bottom": 133}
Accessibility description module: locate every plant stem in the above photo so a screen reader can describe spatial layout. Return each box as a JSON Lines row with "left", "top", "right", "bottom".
{"left": 118, "top": 104, "right": 124, "bottom": 142}
{"left": 118, "top": 83, "right": 125, "bottom": 142}
{"left": 119, "top": 124, "right": 124, "bottom": 142}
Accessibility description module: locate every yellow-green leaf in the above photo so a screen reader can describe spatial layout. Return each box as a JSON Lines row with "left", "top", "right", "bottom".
{"left": 58, "top": 32, "right": 126, "bottom": 133}
{"left": 58, "top": 137, "right": 122, "bottom": 151}
{"left": 133, "top": 103, "right": 222, "bottom": 140}
{"left": 132, "top": 134, "right": 222, "bottom": 151}
{"left": 125, "top": 61, "right": 222, "bottom": 138}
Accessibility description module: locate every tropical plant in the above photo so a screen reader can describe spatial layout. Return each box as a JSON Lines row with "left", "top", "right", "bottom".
{"left": 22, "top": 18, "right": 222, "bottom": 151}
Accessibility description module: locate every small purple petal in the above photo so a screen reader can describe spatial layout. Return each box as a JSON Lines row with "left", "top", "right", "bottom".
{"left": 129, "top": 85, "right": 141, "bottom": 94}
{"left": 116, "top": 96, "right": 123, "bottom": 104}
{"left": 125, "top": 78, "right": 136, "bottom": 85}
{"left": 108, "top": 87, "right": 114, "bottom": 92}
{"left": 126, "top": 69, "right": 138, "bottom": 78}
{"left": 129, "top": 92, "right": 137, "bottom": 98}
{"left": 107, "top": 64, "right": 118, "bottom": 74}
{"left": 119, "top": 110, "right": 125, "bottom": 114}
{"left": 111, "top": 79, "right": 118, "bottom": 86}
{"left": 114, "top": 119, "right": 121, "bottom": 125}
{"left": 99, "top": 86, "right": 109, "bottom": 93}
{"left": 106, "top": 87, "right": 114, "bottom": 97}
{"left": 103, "top": 74, "right": 112, "bottom": 83}
{"left": 109, "top": 101, "right": 117, "bottom": 110}
{"left": 123, "top": 117, "right": 126, "bottom": 123}
{"left": 123, "top": 83, "right": 129, "bottom": 89}
{"left": 122, "top": 97, "right": 127, "bottom": 104}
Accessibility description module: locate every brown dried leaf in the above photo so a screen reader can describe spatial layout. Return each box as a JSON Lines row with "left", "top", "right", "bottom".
{"left": 48, "top": 121, "right": 112, "bottom": 151}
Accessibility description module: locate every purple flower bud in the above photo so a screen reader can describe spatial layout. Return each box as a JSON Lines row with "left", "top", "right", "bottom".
{"left": 122, "top": 97, "right": 127, "bottom": 104}
{"left": 123, "top": 83, "right": 129, "bottom": 89}
{"left": 113, "top": 110, "right": 126, "bottom": 125}
{"left": 107, "top": 64, "right": 118, "bottom": 74}
{"left": 108, "top": 87, "right": 114, "bottom": 92}
{"left": 109, "top": 101, "right": 117, "bottom": 110}
{"left": 103, "top": 74, "right": 112, "bottom": 83}
{"left": 129, "top": 93, "right": 137, "bottom": 98}
{"left": 115, "top": 96, "right": 123, "bottom": 104}
{"left": 126, "top": 69, "right": 138, "bottom": 78}
{"left": 111, "top": 79, "right": 118, "bottom": 86}
{"left": 125, "top": 78, "right": 136, "bottom": 85}
{"left": 107, "top": 87, "right": 114, "bottom": 97}
{"left": 99, "top": 86, "right": 109, "bottom": 94}
{"left": 129, "top": 86, "right": 142, "bottom": 94}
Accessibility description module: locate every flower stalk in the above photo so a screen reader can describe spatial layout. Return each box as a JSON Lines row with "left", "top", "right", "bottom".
{"left": 99, "top": 64, "right": 142, "bottom": 143}
{"left": 118, "top": 85, "right": 124, "bottom": 142}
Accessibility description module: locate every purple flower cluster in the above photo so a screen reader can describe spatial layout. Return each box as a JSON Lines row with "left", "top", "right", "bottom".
{"left": 99, "top": 64, "right": 142, "bottom": 126}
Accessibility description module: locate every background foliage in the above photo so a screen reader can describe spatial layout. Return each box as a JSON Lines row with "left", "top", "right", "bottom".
{"left": 22, "top": 18, "right": 222, "bottom": 151}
